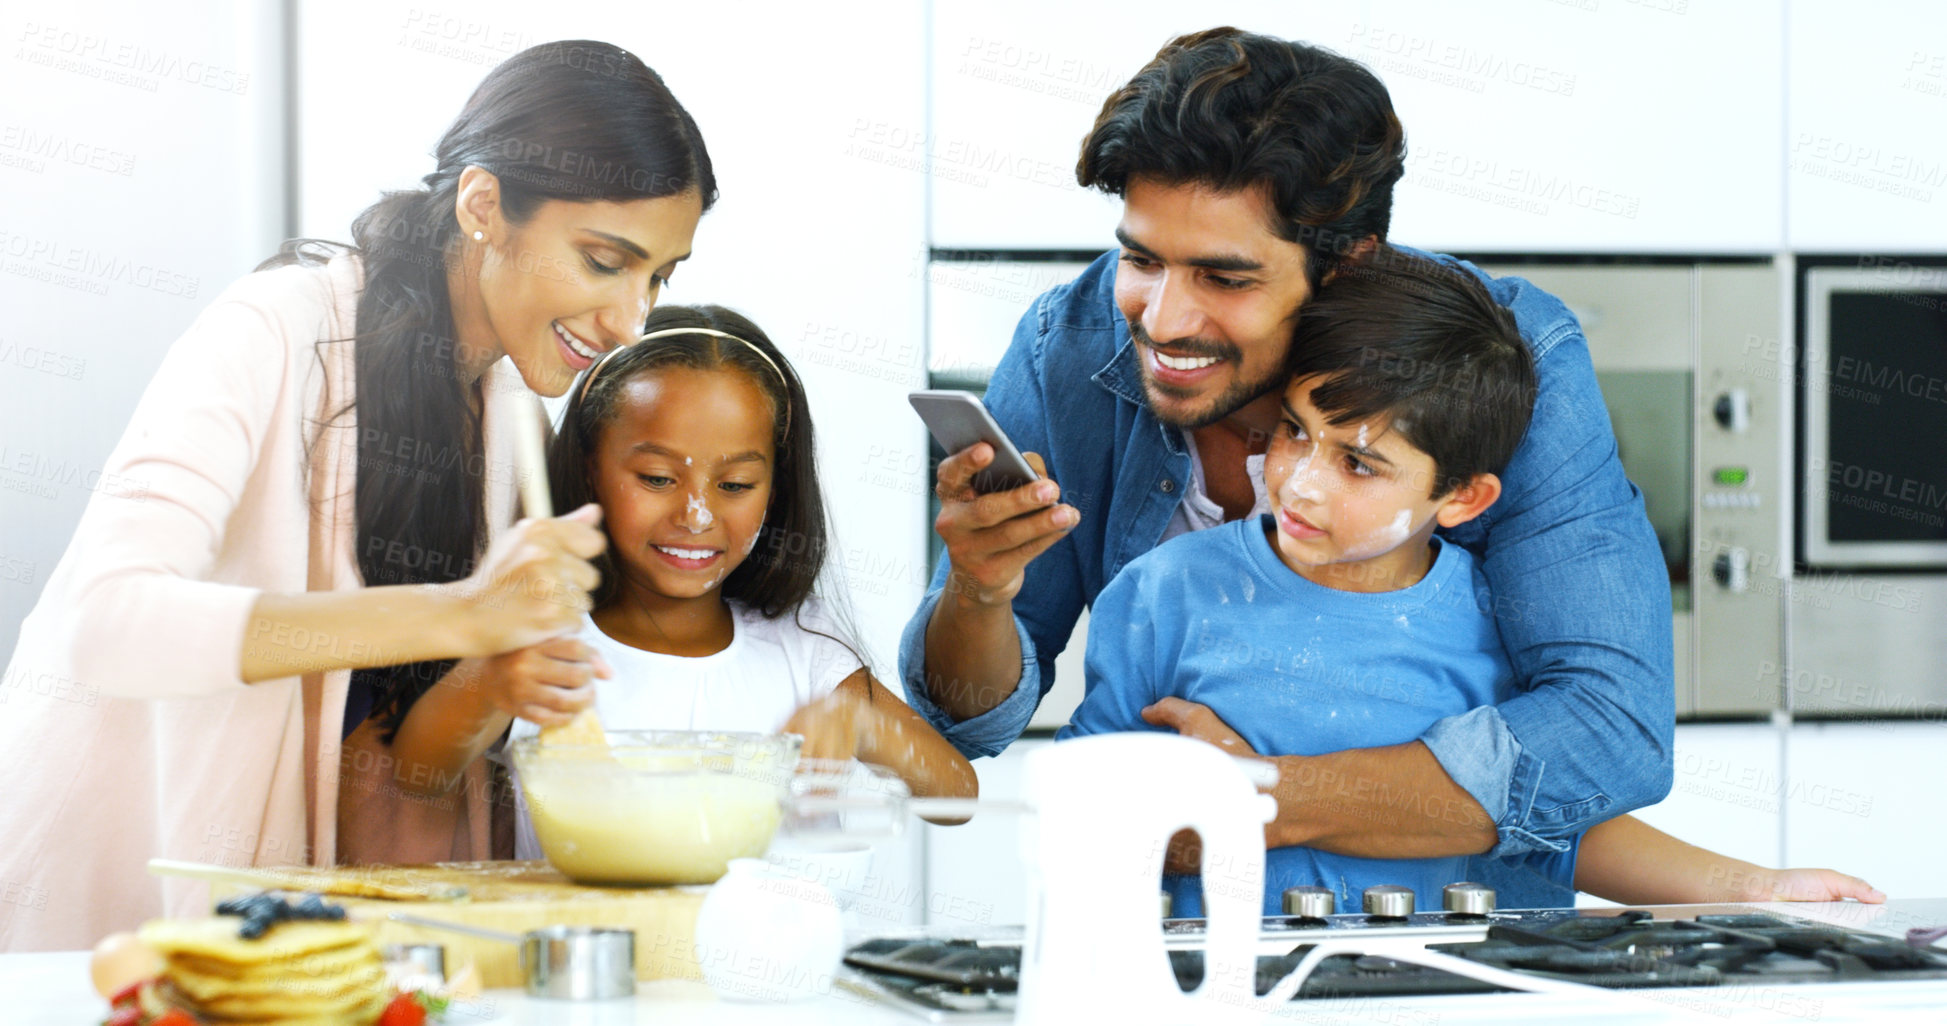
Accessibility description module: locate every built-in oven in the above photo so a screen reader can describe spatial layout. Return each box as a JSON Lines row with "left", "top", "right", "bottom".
{"left": 924, "top": 254, "right": 1787, "bottom": 722}
{"left": 1471, "top": 261, "right": 1784, "bottom": 718}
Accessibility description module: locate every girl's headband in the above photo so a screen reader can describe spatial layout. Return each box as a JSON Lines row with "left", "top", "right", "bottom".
{"left": 576, "top": 326, "right": 793, "bottom": 439}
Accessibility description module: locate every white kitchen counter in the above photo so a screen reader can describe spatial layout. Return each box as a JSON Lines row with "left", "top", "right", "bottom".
{"left": 11, "top": 899, "right": 1947, "bottom": 1025}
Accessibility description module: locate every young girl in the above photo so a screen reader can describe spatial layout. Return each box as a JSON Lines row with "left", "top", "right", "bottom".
{"left": 392, "top": 305, "right": 977, "bottom": 843}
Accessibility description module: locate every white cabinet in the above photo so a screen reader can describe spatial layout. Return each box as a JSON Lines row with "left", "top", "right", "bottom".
{"left": 925, "top": 259, "right": 1094, "bottom": 383}
{"left": 1370, "top": 0, "right": 1783, "bottom": 253}
{"left": 921, "top": 739, "right": 1049, "bottom": 929}
{"left": 1787, "top": 0, "right": 1947, "bottom": 250}
{"left": 929, "top": 1, "right": 1785, "bottom": 254}
{"left": 1782, "top": 722, "right": 1947, "bottom": 900}
{"left": 1580, "top": 723, "right": 1784, "bottom": 907}
{"left": 927, "top": 1, "right": 1367, "bottom": 250}
{"left": 1630, "top": 724, "right": 1785, "bottom": 872}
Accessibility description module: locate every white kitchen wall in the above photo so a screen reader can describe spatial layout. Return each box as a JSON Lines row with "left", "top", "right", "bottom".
{"left": 0, "top": 0, "right": 285, "bottom": 676}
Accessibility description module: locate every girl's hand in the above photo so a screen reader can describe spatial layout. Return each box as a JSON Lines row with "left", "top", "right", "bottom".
{"left": 451, "top": 504, "right": 607, "bottom": 655}
{"left": 472, "top": 637, "right": 610, "bottom": 727}
{"left": 783, "top": 690, "right": 885, "bottom": 763}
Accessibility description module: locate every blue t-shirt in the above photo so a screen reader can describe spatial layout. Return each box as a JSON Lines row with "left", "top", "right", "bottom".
{"left": 1060, "top": 516, "right": 1576, "bottom": 915}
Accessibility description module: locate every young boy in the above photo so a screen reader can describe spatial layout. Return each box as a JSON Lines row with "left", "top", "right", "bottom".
{"left": 1059, "top": 252, "right": 1879, "bottom": 915}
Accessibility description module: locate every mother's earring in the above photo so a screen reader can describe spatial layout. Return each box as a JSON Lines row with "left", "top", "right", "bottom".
{"left": 472, "top": 230, "right": 484, "bottom": 241}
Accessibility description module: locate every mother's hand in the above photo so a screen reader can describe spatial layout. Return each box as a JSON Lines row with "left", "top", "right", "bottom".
{"left": 450, "top": 503, "right": 607, "bottom": 655}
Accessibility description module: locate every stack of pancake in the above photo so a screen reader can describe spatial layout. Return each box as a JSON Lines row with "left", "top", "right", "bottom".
{"left": 135, "top": 917, "right": 391, "bottom": 1025}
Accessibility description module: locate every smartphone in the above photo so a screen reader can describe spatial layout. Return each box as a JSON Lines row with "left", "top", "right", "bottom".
{"left": 908, "top": 389, "right": 1041, "bottom": 494}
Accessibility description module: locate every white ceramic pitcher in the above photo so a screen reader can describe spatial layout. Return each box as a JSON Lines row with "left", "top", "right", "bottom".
{"left": 1016, "top": 733, "right": 1279, "bottom": 1026}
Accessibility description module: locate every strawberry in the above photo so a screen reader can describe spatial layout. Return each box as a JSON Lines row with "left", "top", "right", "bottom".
{"left": 377, "top": 992, "right": 428, "bottom": 1026}
{"left": 100, "top": 1007, "right": 140, "bottom": 1026}
{"left": 107, "top": 980, "right": 144, "bottom": 1008}
{"left": 148, "top": 1012, "right": 200, "bottom": 1026}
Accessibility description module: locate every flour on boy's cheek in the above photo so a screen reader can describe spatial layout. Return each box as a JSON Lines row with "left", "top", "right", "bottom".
{"left": 1379, "top": 508, "right": 1411, "bottom": 546}
{"left": 1336, "top": 508, "right": 1416, "bottom": 561}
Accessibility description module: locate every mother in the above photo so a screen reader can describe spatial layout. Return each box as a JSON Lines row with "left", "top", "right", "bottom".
{"left": 0, "top": 40, "right": 713, "bottom": 951}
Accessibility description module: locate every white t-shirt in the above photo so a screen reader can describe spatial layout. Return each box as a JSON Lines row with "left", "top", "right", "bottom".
{"left": 502, "top": 597, "right": 863, "bottom": 859}
{"left": 1160, "top": 431, "right": 1270, "bottom": 543}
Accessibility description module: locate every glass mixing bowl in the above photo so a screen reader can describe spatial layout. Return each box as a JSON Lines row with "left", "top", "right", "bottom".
{"left": 511, "top": 730, "right": 803, "bottom": 886}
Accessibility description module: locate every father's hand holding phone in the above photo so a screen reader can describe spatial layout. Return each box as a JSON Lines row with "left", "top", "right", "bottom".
{"left": 911, "top": 390, "right": 1078, "bottom": 608}
{"left": 933, "top": 445, "right": 1077, "bottom": 605}
{"left": 913, "top": 390, "right": 1077, "bottom": 721}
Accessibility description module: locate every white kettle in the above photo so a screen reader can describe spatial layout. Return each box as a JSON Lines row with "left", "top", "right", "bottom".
{"left": 1016, "top": 732, "right": 1279, "bottom": 1026}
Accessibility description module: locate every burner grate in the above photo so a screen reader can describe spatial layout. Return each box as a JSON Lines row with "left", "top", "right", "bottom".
{"left": 842, "top": 910, "right": 1947, "bottom": 1019}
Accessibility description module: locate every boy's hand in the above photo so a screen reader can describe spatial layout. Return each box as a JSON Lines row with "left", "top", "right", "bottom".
{"left": 474, "top": 637, "right": 608, "bottom": 727}
{"left": 1144, "top": 698, "right": 1258, "bottom": 875}
{"left": 1141, "top": 697, "right": 1257, "bottom": 756}
{"left": 784, "top": 690, "right": 886, "bottom": 763}
{"left": 1765, "top": 868, "right": 1887, "bottom": 903}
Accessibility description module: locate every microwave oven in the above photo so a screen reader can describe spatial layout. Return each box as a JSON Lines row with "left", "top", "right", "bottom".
{"left": 1800, "top": 262, "right": 1947, "bottom": 568}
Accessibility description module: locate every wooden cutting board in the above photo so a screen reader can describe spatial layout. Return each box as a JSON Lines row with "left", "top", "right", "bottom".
{"left": 197, "top": 861, "right": 710, "bottom": 989}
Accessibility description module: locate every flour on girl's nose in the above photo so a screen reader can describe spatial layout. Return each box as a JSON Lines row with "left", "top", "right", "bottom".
{"left": 685, "top": 493, "right": 713, "bottom": 532}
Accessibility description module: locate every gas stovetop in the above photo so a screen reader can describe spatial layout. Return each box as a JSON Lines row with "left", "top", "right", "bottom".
{"left": 839, "top": 908, "right": 1947, "bottom": 1022}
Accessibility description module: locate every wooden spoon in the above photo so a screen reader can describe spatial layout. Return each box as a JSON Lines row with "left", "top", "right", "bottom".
{"left": 505, "top": 392, "right": 611, "bottom": 752}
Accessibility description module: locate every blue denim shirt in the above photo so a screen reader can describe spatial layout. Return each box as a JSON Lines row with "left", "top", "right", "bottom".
{"left": 897, "top": 248, "right": 1676, "bottom": 859}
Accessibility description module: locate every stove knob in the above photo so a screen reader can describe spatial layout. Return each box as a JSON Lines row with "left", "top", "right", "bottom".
{"left": 1442, "top": 882, "right": 1496, "bottom": 917}
{"left": 1282, "top": 886, "right": 1335, "bottom": 918}
{"left": 1361, "top": 885, "right": 1415, "bottom": 918}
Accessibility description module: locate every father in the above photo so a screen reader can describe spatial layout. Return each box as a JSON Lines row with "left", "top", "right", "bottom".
{"left": 897, "top": 28, "right": 1674, "bottom": 869}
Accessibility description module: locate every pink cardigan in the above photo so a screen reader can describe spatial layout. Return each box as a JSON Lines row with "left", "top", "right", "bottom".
{"left": 0, "top": 255, "right": 522, "bottom": 951}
